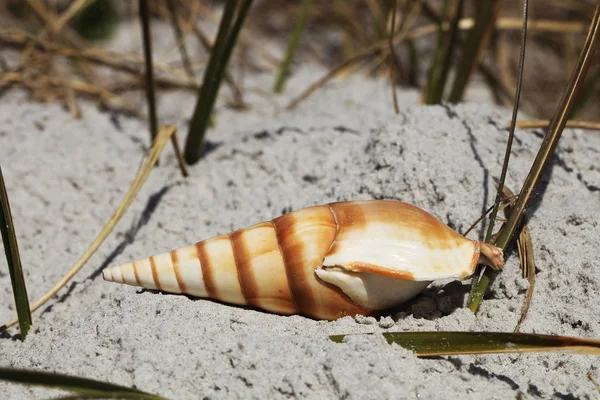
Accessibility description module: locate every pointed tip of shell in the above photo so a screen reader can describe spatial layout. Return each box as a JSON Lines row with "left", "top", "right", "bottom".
{"left": 102, "top": 268, "right": 112, "bottom": 281}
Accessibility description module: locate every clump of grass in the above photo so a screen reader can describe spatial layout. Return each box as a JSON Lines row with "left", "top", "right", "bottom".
{"left": 468, "top": 0, "right": 600, "bottom": 312}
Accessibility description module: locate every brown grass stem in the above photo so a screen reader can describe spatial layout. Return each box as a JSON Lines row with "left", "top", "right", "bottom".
{"left": 139, "top": 0, "right": 158, "bottom": 143}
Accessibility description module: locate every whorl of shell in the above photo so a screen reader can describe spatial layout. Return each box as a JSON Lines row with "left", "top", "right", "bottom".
{"left": 102, "top": 200, "right": 504, "bottom": 320}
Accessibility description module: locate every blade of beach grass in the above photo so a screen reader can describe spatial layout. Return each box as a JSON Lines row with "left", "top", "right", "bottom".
{"left": 0, "top": 167, "right": 32, "bottom": 339}
{"left": 513, "top": 120, "right": 600, "bottom": 131}
{"left": 467, "top": 0, "right": 529, "bottom": 313}
{"left": 448, "top": 0, "right": 501, "bottom": 103}
{"left": 329, "top": 332, "right": 600, "bottom": 356}
{"left": 423, "top": 0, "right": 450, "bottom": 104}
{"left": 468, "top": 0, "right": 600, "bottom": 313}
{"left": 0, "top": 367, "right": 167, "bottom": 400}
{"left": 184, "top": 0, "right": 254, "bottom": 165}
{"left": 0, "top": 125, "right": 177, "bottom": 332}
{"left": 273, "top": 0, "right": 312, "bottom": 93}
{"left": 419, "top": 3, "right": 513, "bottom": 107}
{"left": 139, "top": 0, "right": 158, "bottom": 143}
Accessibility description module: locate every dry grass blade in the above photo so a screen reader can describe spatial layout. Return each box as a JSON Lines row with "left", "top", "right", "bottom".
{"left": 170, "top": 131, "right": 190, "bottom": 178}
{"left": 498, "top": 184, "right": 535, "bottom": 333}
{"left": 0, "top": 367, "right": 167, "bottom": 399}
{"left": 329, "top": 332, "right": 600, "bottom": 356}
{"left": 0, "top": 167, "right": 32, "bottom": 339}
{"left": 0, "top": 125, "right": 177, "bottom": 332}
{"left": 139, "top": 0, "right": 158, "bottom": 143}
{"left": 0, "top": 30, "right": 191, "bottom": 84}
{"left": 286, "top": 6, "right": 421, "bottom": 110}
{"left": 273, "top": 0, "right": 312, "bottom": 93}
{"left": 1, "top": 72, "right": 140, "bottom": 116}
{"left": 514, "top": 224, "right": 535, "bottom": 332}
{"left": 285, "top": 44, "right": 383, "bottom": 110}
{"left": 513, "top": 120, "right": 600, "bottom": 131}
{"left": 448, "top": 0, "right": 500, "bottom": 103}
{"left": 166, "top": 0, "right": 195, "bottom": 80}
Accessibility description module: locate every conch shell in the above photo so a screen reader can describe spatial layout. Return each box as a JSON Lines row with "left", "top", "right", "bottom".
{"left": 102, "top": 200, "right": 504, "bottom": 320}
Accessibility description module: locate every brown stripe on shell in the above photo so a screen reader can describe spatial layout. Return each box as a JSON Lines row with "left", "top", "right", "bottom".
{"left": 272, "top": 204, "right": 367, "bottom": 320}
{"left": 270, "top": 215, "right": 308, "bottom": 312}
{"left": 170, "top": 249, "right": 186, "bottom": 293}
{"left": 229, "top": 229, "right": 261, "bottom": 308}
{"left": 269, "top": 220, "right": 299, "bottom": 312}
{"left": 326, "top": 201, "right": 368, "bottom": 254}
{"left": 132, "top": 261, "right": 142, "bottom": 286}
{"left": 149, "top": 256, "right": 162, "bottom": 291}
{"left": 119, "top": 266, "right": 125, "bottom": 283}
{"left": 195, "top": 241, "right": 218, "bottom": 300}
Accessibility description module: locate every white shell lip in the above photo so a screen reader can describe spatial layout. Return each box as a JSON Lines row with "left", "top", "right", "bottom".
{"left": 315, "top": 267, "right": 431, "bottom": 311}
{"left": 322, "top": 238, "right": 479, "bottom": 282}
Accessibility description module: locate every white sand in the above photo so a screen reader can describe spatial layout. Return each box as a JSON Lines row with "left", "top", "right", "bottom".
{"left": 1, "top": 22, "right": 599, "bottom": 400}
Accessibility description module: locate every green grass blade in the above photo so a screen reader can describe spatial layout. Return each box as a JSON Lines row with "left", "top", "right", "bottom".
{"left": 184, "top": 0, "right": 253, "bottom": 165}
{"left": 423, "top": 0, "right": 450, "bottom": 104}
{"left": 448, "top": 0, "right": 500, "bottom": 103}
{"left": 330, "top": 332, "right": 600, "bottom": 356}
{"left": 0, "top": 166, "right": 32, "bottom": 339}
{"left": 436, "top": 0, "right": 464, "bottom": 101}
{"left": 467, "top": 0, "right": 529, "bottom": 313}
{"left": 0, "top": 367, "right": 167, "bottom": 399}
{"left": 469, "top": 1, "right": 600, "bottom": 313}
{"left": 273, "top": 0, "right": 312, "bottom": 93}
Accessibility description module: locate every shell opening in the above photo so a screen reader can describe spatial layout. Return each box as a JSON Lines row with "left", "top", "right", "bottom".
{"left": 315, "top": 266, "right": 431, "bottom": 311}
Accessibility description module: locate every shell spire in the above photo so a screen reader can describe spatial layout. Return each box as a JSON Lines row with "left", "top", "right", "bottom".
{"left": 103, "top": 200, "right": 504, "bottom": 320}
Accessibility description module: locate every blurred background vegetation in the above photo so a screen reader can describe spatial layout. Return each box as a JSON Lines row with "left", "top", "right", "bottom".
{"left": 0, "top": 0, "right": 598, "bottom": 125}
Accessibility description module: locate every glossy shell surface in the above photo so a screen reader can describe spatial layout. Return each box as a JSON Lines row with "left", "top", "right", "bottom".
{"left": 102, "top": 200, "right": 503, "bottom": 320}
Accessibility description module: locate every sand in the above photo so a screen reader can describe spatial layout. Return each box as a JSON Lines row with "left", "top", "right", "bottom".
{"left": 1, "top": 21, "right": 600, "bottom": 400}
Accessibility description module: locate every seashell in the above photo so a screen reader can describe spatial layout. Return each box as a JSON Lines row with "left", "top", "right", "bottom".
{"left": 102, "top": 200, "right": 504, "bottom": 320}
